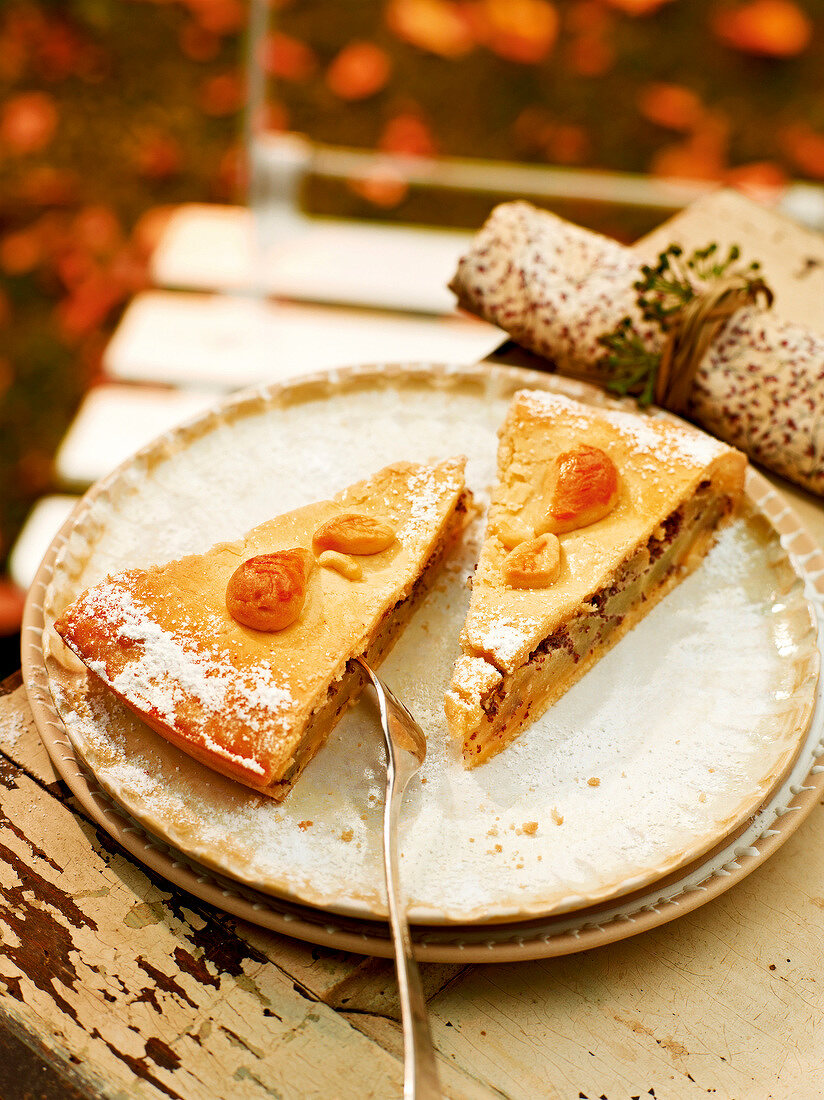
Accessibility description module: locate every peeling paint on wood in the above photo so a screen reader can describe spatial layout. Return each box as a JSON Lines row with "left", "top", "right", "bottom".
{"left": 0, "top": 688, "right": 474, "bottom": 1098}
{"left": 0, "top": 747, "right": 408, "bottom": 1098}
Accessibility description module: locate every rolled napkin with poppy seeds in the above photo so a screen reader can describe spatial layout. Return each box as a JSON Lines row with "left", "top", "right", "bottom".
{"left": 451, "top": 201, "right": 824, "bottom": 497}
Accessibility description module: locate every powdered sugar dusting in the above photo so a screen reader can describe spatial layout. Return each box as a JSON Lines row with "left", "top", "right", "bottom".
{"left": 398, "top": 463, "right": 462, "bottom": 545}
{"left": 0, "top": 707, "right": 28, "bottom": 750}
{"left": 516, "top": 388, "right": 728, "bottom": 469}
{"left": 478, "top": 615, "right": 542, "bottom": 666}
{"left": 77, "top": 579, "right": 294, "bottom": 775}
{"left": 609, "top": 407, "right": 726, "bottom": 467}
{"left": 516, "top": 388, "right": 593, "bottom": 425}
{"left": 451, "top": 655, "right": 501, "bottom": 696}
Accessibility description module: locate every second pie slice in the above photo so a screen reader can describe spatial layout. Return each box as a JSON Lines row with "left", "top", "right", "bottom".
{"left": 54, "top": 458, "right": 470, "bottom": 799}
{"left": 445, "top": 391, "right": 746, "bottom": 766}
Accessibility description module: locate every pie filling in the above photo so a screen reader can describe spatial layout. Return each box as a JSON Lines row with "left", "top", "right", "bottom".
{"left": 268, "top": 493, "right": 470, "bottom": 798}
{"left": 465, "top": 483, "right": 733, "bottom": 764}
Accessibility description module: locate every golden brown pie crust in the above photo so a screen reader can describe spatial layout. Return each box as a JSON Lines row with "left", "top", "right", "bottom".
{"left": 446, "top": 391, "right": 746, "bottom": 765}
{"left": 56, "top": 458, "right": 470, "bottom": 798}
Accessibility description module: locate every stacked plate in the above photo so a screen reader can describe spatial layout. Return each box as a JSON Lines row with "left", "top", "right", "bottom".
{"left": 23, "top": 364, "right": 824, "bottom": 962}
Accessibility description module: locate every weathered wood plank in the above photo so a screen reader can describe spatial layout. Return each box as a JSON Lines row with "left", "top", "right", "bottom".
{"left": 0, "top": 679, "right": 60, "bottom": 789}
{"left": 1, "top": 671, "right": 22, "bottom": 695}
{"left": 0, "top": 1002, "right": 98, "bottom": 1100}
{"left": 105, "top": 290, "right": 502, "bottom": 390}
{"left": 233, "top": 918, "right": 466, "bottom": 1019}
{"left": 345, "top": 1011, "right": 510, "bottom": 1100}
{"left": 0, "top": 682, "right": 493, "bottom": 1095}
{"left": 424, "top": 797, "right": 824, "bottom": 1099}
{"left": 321, "top": 957, "right": 467, "bottom": 1017}
{"left": 0, "top": 756, "right": 410, "bottom": 1099}
{"left": 1, "top": 681, "right": 470, "bottom": 1017}
{"left": 149, "top": 203, "right": 470, "bottom": 314}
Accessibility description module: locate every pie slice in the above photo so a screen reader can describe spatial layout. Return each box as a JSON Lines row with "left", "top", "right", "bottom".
{"left": 445, "top": 391, "right": 746, "bottom": 766}
{"left": 55, "top": 458, "right": 470, "bottom": 799}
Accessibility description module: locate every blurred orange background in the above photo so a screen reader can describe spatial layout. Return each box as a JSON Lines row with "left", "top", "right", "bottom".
{"left": 1, "top": 0, "right": 822, "bottom": 659}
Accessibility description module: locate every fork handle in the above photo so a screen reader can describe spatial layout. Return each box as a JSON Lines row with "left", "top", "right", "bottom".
{"left": 357, "top": 658, "right": 441, "bottom": 1100}
{"left": 383, "top": 769, "right": 442, "bottom": 1100}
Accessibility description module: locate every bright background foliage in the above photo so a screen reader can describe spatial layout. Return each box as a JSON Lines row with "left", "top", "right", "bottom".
{"left": 1, "top": 0, "right": 822, "bottom": 633}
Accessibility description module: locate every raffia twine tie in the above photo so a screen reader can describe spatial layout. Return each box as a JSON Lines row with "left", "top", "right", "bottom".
{"left": 654, "top": 275, "right": 773, "bottom": 414}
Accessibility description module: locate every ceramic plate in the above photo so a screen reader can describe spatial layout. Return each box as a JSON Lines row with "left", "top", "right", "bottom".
{"left": 36, "top": 364, "right": 819, "bottom": 924}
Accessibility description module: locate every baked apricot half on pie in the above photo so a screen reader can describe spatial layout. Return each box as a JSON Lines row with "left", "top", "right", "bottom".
{"left": 55, "top": 459, "right": 471, "bottom": 799}
{"left": 445, "top": 391, "right": 746, "bottom": 767}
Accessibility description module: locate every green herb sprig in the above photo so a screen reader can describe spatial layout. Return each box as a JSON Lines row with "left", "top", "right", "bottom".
{"left": 598, "top": 243, "right": 768, "bottom": 407}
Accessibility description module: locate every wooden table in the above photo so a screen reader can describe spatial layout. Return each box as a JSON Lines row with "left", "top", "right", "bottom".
{"left": 4, "top": 191, "right": 824, "bottom": 1098}
{"left": 0, "top": 468, "right": 821, "bottom": 1100}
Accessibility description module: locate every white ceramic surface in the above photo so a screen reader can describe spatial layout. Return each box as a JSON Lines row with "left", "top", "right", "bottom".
{"left": 38, "top": 364, "right": 818, "bottom": 924}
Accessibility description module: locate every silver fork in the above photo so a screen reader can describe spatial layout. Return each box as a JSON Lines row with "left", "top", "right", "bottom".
{"left": 356, "top": 656, "right": 442, "bottom": 1100}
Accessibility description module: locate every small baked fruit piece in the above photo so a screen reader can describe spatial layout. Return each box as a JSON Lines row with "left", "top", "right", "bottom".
{"left": 226, "top": 549, "right": 315, "bottom": 631}
{"left": 313, "top": 513, "right": 395, "bottom": 555}
{"left": 541, "top": 444, "right": 619, "bottom": 534}
{"left": 502, "top": 534, "right": 561, "bottom": 589}
{"left": 55, "top": 459, "right": 470, "bottom": 799}
{"left": 445, "top": 390, "right": 746, "bottom": 767}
